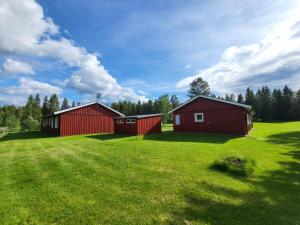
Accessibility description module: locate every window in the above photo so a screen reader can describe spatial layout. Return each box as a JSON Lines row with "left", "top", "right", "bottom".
{"left": 247, "top": 114, "right": 252, "bottom": 125}
{"left": 116, "top": 119, "right": 124, "bottom": 124}
{"left": 175, "top": 115, "right": 180, "bottom": 125}
{"left": 54, "top": 117, "right": 58, "bottom": 129}
{"left": 126, "top": 119, "right": 136, "bottom": 124}
{"left": 194, "top": 113, "right": 204, "bottom": 122}
{"left": 50, "top": 118, "right": 54, "bottom": 128}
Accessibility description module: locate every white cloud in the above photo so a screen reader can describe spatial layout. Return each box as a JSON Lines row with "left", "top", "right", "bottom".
{"left": 2, "top": 58, "right": 34, "bottom": 75}
{"left": 0, "top": 0, "right": 146, "bottom": 102}
{"left": 0, "top": 77, "right": 61, "bottom": 105}
{"left": 176, "top": 19, "right": 300, "bottom": 94}
{"left": 3, "top": 77, "right": 61, "bottom": 95}
{"left": 0, "top": 0, "right": 58, "bottom": 54}
{"left": 184, "top": 64, "right": 191, "bottom": 69}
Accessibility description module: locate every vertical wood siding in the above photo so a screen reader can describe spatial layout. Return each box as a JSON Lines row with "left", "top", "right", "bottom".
{"left": 137, "top": 116, "right": 161, "bottom": 135}
{"left": 173, "top": 98, "right": 251, "bottom": 135}
{"left": 59, "top": 104, "right": 118, "bottom": 136}
{"left": 115, "top": 119, "right": 137, "bottom": 135}
{"left": 115, "top": 115, "right": 161, "bottom": 135}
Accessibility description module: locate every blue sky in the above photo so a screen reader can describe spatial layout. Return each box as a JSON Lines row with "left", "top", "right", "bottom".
{"left": 0, "top": 0, "right": 300, "bottom": 105}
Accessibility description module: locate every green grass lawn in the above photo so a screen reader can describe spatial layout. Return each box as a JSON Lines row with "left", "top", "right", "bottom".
{"left": 0, "top": 122, "right": 299, "bottom": 225}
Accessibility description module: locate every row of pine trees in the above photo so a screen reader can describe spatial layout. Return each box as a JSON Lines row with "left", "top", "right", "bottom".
{"left": 0, "top": 85, "right": 299, "bottom": 131}
{"left": 0, "top": 94, "right": 71, "bottom": 131}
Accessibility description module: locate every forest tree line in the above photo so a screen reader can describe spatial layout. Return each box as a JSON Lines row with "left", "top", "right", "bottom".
{"left": 0, "top": 77, "right": 300, "bottom": 131}
{"left": 111, "top": 85, "right": 300, "bottom": 123}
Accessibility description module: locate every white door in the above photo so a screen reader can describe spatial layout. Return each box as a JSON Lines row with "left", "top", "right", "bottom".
{"left": 175, "top": 115, "right": 180, "bottom": 125}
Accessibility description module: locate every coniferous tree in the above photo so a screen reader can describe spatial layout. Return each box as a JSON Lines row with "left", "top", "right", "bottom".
{"left": 229, "top": 93, "right": 235, "bottom": 102}
{"left": 256, "top": 86, "right": 272, "bottom": 121}
{"left": 42, "top": 96, "right": 51, "bottom": 117}
{"left": 136, "top": 100, "right": 143, "bottom": 114}
{"left": 188, "top": 77, "right": 210, "bottom": 99}
{"left": 291, "top": 89, "right": 300, "bottom": 120}
{"left": 147, "top": 100, "right": 154, "bottom": 114}
{"left": 170, "top": 95, "right": 180, "bottom": 109}
{"left": 61, "top": 98, "right": 69, "bottom": 110}
{"left": 33, "top": 94, "right": 42, "bottom": 121}
{"left": 49, "top": 94, "right": 60, "bottom": 114}
{"left": 271, "top": 89, "right": 283, "bottom": 120}
{"left": 237, "top": 94, "right": 244, "bottom": 103}
{"left": 72, "top": 101, "right": 76, "bottom": 107}
{"left": 282, "top": 85, "right": 294, "bottom": 120}
{"left": 225, "top": 94, "right": 230, "bottom": 101}
{"left": 245, "top": 88, "right": 255, "bottom": 106}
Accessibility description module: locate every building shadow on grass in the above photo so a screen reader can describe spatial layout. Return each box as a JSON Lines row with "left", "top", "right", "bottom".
{"left": 0, "top": 131, "right": 55, "bottom": 142}
{"left": 143, "top": 131, "right": 241, "bottom": 144}
{"left": 266, "top": 131, "right": 300, "bottom": 148}
{"left": 86, "top": 133, "right": 132, "bottom": 141}
{"left": 169, "top": 142, "right": 300, "bottom": 225}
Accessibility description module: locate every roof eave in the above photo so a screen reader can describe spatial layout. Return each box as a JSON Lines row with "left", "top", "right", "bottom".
{"left": 43, "top": 102, "right": 124, "bottom": 118}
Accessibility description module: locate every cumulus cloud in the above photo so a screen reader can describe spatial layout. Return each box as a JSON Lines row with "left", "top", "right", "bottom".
{"left": 2, "top": 58, "right": 34, "bottom": 75}
{"left": 0, "top": 77, "right": 61, "bottom": 105}
{"left": 176, "top": 19, "right": 300, "bottom": 94}
{"left": 3, "top": 77, "right": 61, "bottom": 95}
{"left": 0, "top": 0, "right": 146, "bottom": 102}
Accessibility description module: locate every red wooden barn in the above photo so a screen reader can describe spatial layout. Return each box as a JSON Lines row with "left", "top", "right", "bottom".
{"left": 170, "top": 95, "right": 253, "bottom": 135}
{"left": 114, "top": 114, "right": 162, "bottom": 135}
{"left": 41, "top": 102, "right": 124, "bottom": 136}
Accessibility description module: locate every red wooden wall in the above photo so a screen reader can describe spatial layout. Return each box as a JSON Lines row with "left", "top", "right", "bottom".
{"left": 115, "top": 115, "right": 161, "bottom": 135}
{"left": 173, "top": 98, "right": 252, "bottom": 135}
{"left": 114, "top": 118, "right": 137, "bottom": 135}
{"left": 137, "top": 116, "right": 161, "bottom": 135}
{"left": 59, "top": 104, "right": 119, "bottom": 136}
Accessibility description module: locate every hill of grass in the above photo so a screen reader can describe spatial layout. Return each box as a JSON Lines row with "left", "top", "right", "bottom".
{"left": 0, "top": 122, "right": 299, "bottom": 225}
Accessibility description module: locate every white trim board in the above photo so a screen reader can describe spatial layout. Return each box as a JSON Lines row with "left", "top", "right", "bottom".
{"left": 45, "top": 102, "right": 125, "bottom": 117}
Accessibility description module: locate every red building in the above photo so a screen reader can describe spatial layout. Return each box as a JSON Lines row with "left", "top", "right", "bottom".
{"left": 170, "top": 95, "right": 253, "bottom": 135}
{"left": 41, "top": 102, "right": 124, "bottom": 136}
{"left": 114, "top": 114, "right": 162, "bottom": 135}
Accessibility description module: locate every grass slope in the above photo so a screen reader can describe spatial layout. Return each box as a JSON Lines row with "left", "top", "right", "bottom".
{"left": 0, "top": 122, "right": 299, "bottom": 225}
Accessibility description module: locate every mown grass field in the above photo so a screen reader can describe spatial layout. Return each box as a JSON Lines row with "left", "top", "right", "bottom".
{"left": 0, "top": 122, "right": 299, "bottom": 225}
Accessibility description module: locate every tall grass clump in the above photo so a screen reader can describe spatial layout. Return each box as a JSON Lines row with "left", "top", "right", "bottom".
{"left": 212, "top": 156, "right": 255, "bottom": 177}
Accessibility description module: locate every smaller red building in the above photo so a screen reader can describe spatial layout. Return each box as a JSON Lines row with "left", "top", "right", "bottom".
{"left": 170, "top": 95, "right": 253, "bottom": 135}
{"left": 114, "top": 114, "right": 162, "bottom": 135}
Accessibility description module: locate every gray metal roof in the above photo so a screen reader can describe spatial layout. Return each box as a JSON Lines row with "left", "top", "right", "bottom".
{"left": 115, "top": 113, "right": 162, "bottom": 119}
{"left": 169, "top": 95, "right": 252, "bottom": 113}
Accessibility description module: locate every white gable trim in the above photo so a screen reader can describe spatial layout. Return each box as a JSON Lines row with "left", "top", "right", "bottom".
{"left": 52, "top": 102, "right": 125, "bottom": 117}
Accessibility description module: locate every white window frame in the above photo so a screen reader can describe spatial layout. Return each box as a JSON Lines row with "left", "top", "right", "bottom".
{"left": 194, "top": 113, "right": 204, "bottom": 122}
{"left": 54, "top": 117, "right": 58, "bottom": 129}
{"left": 175, "top": 115, "right": 180, "bottom": 125}
{"left": 116, "top": 119, "right": 124, "bottom": 124}
{"left": 126, "top": 119, "right": 136, "bottom": 124}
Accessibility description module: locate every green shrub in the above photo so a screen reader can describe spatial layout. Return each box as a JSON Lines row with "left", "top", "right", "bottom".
{"left": 212, "top": 156, "right": 255, "bottom": 177}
